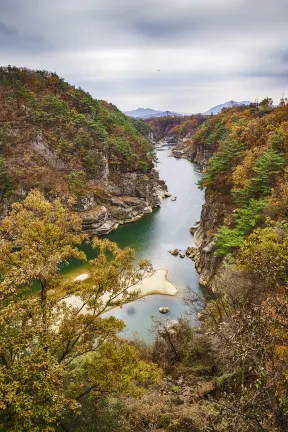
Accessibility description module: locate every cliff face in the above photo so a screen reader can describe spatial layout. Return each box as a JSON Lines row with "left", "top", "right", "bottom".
{"left": 172, "top": 140, "right": 216, "bottom": 165}
{"left": 145, "top": 114, "right": 207, "bottom": 145}
{"left": 191, "top": 190, "right": 253, "bottom": 293}
{"left": 192, "top": 190, "right": 227, "bottom": 288}
{"left": 75, "top": 169, "right": 165, "bottom": 235}
{"left": 0, "top": 67, "right": 166, "bottom": 234}
{"left": 186, "top": 103, "right": 288, "bottom": 291}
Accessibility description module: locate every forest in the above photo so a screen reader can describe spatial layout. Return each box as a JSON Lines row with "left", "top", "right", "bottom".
{"left": 0, "top": 67, "right": 288, "bottom": 431}
{"left": 0, "top": 66, "right": 155, "bottom": 202}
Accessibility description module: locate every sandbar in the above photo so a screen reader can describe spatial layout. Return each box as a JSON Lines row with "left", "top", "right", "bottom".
{"left": 64, "top": 269, "right": 178, "bottom": 312}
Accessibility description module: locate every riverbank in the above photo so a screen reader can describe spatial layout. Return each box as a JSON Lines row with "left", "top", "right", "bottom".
{"left": 61, "top": 150, "right": 204, "bottom": 338}
{"left": 65, "top": 269, "right": 178, "bottom": 313}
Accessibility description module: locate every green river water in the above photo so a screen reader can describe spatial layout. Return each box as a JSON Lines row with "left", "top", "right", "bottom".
{"left": 62, "top": 149, "right": 204, "bottom": 340}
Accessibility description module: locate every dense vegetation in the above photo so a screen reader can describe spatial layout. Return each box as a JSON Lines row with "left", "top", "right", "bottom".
{"left": 124, "top": 100, "right": 288, "bottom": 432}
{"left": 0, "top": 66, "right": 155, "bottom": 199}
{"left": 196, "top": 99, "right": 288, "bottom": 256}
{"left": 1, "top": 66, "right": 288, "bottom": 431}
{"left": 0, "top": 191, "right": 160, "bottom": 431}
{"left": 145, "top": 114, "right": 207, "bottom": 142}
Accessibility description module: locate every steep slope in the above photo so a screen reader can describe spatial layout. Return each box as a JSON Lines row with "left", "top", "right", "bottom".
{"left": 187, "top": 101, "right": 288, "bottom": 290}
{"left": 0, "top": 67, "right": 166, "bottom": 234}
{"left": 145, "top": 114, "right": 207, "bottom": 143}
{"left": 172, "top": 104, "right": 263, "bottom": 164}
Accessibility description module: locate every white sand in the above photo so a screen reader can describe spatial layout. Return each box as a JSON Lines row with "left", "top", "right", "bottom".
{"left": 74, "top": 273, "right": 89, "bottom": 281}
{"left": 132, "top": 269, "right": 178, "bottom": 297}
{"left": 65, "top": 269, "right": 178, "bottom": 312}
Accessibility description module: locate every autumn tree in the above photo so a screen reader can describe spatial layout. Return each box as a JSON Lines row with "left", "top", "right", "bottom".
{"left": 0, "top": 190, "right": 160, "bottom": 432}
{"left": 0, "top": 157, "right": 13, "bottom": 198}
{"left": 236, "top": 221, "right": 288, "bottom": 288}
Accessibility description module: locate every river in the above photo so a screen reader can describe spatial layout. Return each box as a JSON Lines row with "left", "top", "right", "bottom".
{"left": 63, "top": 149, "right": 204, "bottom": 340}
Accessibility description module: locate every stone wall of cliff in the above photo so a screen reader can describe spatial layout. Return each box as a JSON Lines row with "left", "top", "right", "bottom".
{"left": 172, "top": 140, "right": 216, "bottom": 165}
{"left": 75, "top": 168, "right": 166, "bottom": 235}
{"left": 184, "top": 103, "right": 288, "bottom": 292}
{"left": 0, "top": 67, "right": 167, "bottom": 235}
{"left": 189, "top": 189, "right": 254, "bottom": 294}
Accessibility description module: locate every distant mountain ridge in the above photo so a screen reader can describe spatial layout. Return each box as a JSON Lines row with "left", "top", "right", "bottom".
{"left": 124, "top": 107, "right": 186, "bottom": 119}
{"left": 203, "top": 100, "right": 251, "bottom": 115}
{"left": 125, "top": 101, "right": 252, "bottom": 119}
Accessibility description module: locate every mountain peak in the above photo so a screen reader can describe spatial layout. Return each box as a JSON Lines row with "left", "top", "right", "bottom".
{"left": 203, "top": 100, "right": 251, "bottom": 115}
{"left": 124, "top": 108, "right": 188, "bottom": 119}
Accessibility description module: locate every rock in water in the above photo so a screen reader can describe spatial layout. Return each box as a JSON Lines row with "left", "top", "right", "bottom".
{"left": 171, "top": 196, "right": 177, "bottom": 201}
{"left": 169, "top": 249, "right": 179, "bottom": 256}
{"left": 159, "top": 307, "right": 170, "bottom": 314}
{"left": 164, "top": 192, "right": 172, "bottom": 198}
{"left": 179, "top": 253, "right": 185, "bottom": 259}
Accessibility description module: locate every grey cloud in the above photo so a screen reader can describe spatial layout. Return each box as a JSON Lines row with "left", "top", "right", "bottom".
{"left": 0, "top": 21, "right": 16, "bottom": 36}
{"left": 278, "top": 51, "right": 288, "bottom": 64}
{"left": 0, "top": 0, "right": 287, "bottom": 111}
{"left": 132, "top": 20, "right": 193, "bottom": 40}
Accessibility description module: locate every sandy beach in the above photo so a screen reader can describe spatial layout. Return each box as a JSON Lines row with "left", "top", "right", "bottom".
{"left": 64, "top": 269, "right": 178, "bottom": 312}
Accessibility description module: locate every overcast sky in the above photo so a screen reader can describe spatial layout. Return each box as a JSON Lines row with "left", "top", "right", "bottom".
{"left": 0, "top": 0, "right": 287, "bottom": 113}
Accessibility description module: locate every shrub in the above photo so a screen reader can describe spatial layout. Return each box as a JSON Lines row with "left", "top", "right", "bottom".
{"left": 67, "top": 170, "right": 86, "bottom": 196}
{"left": 198, "top": 139, "right": 245, "bottom": 190}
{"left": 214, "top": 199, "right": 265, "bottom": 256}
{"left": 0, "top": 157, "right": 13, "bottom": 198}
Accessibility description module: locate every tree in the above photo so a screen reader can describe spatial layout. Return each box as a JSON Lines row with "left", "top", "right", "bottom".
{"left": 245, "top": 150, "right": 285, "bottom": 200}
{"left": 214, "top": 199, "right": 265, "bottom": 256}
{"left": 198, "top": 139, "right": 245, "bottom": 190}
{"left": 259, "top": 97, "right": 273, "bottom": 111}
{"left": 67, "top": 170, "right": 86, "bottom": 196}
{"left": 0, "top": 157, "right": 13, "bottom": 199}
{"left": 236, "top": 221, "right": 288, "bottom": 287}
{"left": 0, "top": 191, "right": 160, "bottom": 431}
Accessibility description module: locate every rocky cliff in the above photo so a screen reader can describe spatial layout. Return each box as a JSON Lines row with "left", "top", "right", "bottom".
{"left": 189, "top": 190, "right": 252, "bottom": 293}
{"left": 186, "top": 102, "right": 288, "bottom": 291}
{"left": 172, "top": 139, "right": 216, "bottom": 165}
{"left": 0, "top": 67, "right": 166, "bottom": 234}
{"left": 75, "top": 169, "right": 165, "bottom": 235}
{"left": 145, "top": 114, "right": 207, "bottom": 145}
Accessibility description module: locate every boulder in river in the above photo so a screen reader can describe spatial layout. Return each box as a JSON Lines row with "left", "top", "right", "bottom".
{"left": 171, "top": 196, "right": 177, "bottom": 201}
{"left": 164, "top": 192, "right": 172, "bottom": 198}
{"left": 179, "top": 253, "right": 185, "bottom": 259}
{"left": 169, "top": 248, "right": 179, "bottom": 256}
{"left": 159, "top": 307, "right": 170, "bottom": 314}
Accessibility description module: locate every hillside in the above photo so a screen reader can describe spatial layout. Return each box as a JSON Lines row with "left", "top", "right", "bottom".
{"left": 0, "top": 67, "right": 165, "bottom": 234}
{"left": 174, "top": 98, "right": 288, "bottom": 290}
{"left": 145, "top": 113, "right": 208, "bottom": 143}
{"left": 1, "top": 71, "right": 288, "bottom": 431}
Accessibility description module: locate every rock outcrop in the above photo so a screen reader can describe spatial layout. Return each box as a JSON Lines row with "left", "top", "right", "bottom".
{"left": 187, "top": 190, "right": 228, "bottom": 289}
{"left": 77, "top": 169, "right": 166, "bottom": 235}
{"left": 171, "top": 140, "right": 216, "bottom": 165}
{"left": 188, "top": 190, "right": 253, "bottom": 293}
{"left": 0, "top": 67, "right": 167, "bottom": 236}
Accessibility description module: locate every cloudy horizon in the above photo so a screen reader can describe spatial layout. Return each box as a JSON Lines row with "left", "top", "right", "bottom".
{"left": 0, "top": 0, "right": 287, "bottom": 113}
